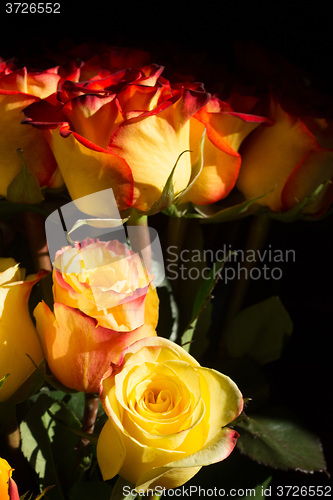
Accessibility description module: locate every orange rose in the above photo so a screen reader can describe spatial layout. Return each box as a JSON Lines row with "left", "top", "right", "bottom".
{"left": 34, "top": 238, "right": 158, "bottom": 393}
{"left": 237, "top": 97, "right": 333, "bottom": 215}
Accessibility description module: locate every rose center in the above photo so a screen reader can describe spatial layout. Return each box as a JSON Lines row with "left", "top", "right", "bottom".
{"left": 143, "top": 388, "right": 173, "bottom": 413}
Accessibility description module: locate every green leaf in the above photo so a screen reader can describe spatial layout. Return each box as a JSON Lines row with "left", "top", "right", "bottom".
{"left": 20, "top": 392, "right": 86, "bottom": 499}
{"left": 6, "top": 148, "right": 44, "bottom": 204}
{"left": 181, "top": 256, "right": 231, "bottom": 352}
{"left": 49, "top": 391, "right": 85, "bottom": 422}
{"left": 20, "top": 395, "right": 66, "bottom": 500}
{"left": 111, "top": 477, "right": 137, "bottom": 500}
{"left": 192, "top": 192, "right": 269, "bottom": 223}
{"left": 236, "top": 407, "right": 327, "bottom": 472}
{"left": 0, "top": 199, "right": 47, "bottom": 218}
{"left": 156, "top": 277, "right": 179, "bottom": 342}
{"left": 225, "top": 296, "right": 293, "bottom": 365}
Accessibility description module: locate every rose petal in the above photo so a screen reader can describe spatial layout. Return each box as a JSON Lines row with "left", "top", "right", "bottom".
{"left": 49, "top": 127, "right": 134, "bottom": 213}
{"left": 198, "top": 367, "right": 244, "bottom": 440}
{"left": 0, "top": 272, "right": 44, "bottom": 402}
{"left": 34, "top": 301, "right": 156, "bottom": 393}
{"left": 237, "top": 100, "right": 319, "bottom": 211}
{"left": 281, "top": 149, "right": 333, "bottom": 215}
{"left": 135, "top": 427, "right": 239, "bottom": 491}
{"left": 0, "top": 93, "right": 59, "bottom": 196}
{"left": 109, "top": 106, "right": 192, "bottom": 211}
{"left": 96, "top": 418, "right": 126, "bottom": 481}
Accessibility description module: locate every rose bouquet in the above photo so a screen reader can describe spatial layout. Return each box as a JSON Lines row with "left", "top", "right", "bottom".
{"left": 0, "top": 44, "right": 330, "bottom": 500}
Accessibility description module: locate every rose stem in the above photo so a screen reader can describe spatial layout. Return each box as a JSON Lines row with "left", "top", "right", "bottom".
{"left": 127, "top": 211, "right": 152, "bottom": 272}
{"left": 23, "top": 211, "right": 53, "bottom": 307}
{"left": 166, "top": 216, "right": 190, "bottom": 298}
{"left": 81, "top": 393, "right": 99, "bottom": 445}
{"left": 219, "top": 214, "right": 271, "bottom": 355}
{"left": 73, "top": 393, "right": 99, "bottom": 479}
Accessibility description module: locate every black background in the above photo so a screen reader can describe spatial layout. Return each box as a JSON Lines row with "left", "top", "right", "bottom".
{"left": 0, "top": 1, "right": 332, "bottom": 99}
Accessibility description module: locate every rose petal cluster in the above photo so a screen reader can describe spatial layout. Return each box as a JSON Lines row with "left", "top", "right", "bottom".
{"left": 0, "top": 258, "right": 45, "bottom": 402}
{"left": 34, "top": 238, "right": 159, "bottom": 393}
{"left": 20, "top": 48, "right": 267, "bottom": 213}
{"left": 1, "top": 44, "right": 332, "bottom": 218}
{"left": 97, "top": 336, "right": 243, "bottom": 492}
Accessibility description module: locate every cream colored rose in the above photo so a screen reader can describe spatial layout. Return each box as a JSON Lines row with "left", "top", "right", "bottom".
{"left": 97, "top": 337, "right": 243, "bottom": 492}
{"left": 52, "top": 238, "right": 158, "bottom": 332}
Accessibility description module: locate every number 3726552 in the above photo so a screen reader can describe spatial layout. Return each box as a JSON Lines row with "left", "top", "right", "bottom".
{"left": 5, "top": 3, "right": 60, "bottom": 13}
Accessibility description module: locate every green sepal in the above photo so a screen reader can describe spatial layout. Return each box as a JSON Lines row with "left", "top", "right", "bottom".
{"left": 269, "top": 180, "right": 332, "bottom": 222}
{"left": 145, "top": 150, "right": 192, "bottom": 216}
{"left": 6, "top": 148, "right": 44, "bottom": 204}
{"left": 111, "top": 477, "right": 137, "bottom": 500}
{"left": 0, "top": 373, "right": 10, "bottom": 391}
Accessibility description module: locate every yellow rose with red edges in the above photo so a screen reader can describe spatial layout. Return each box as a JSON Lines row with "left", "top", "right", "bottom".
{"left": 97, "top": 337, "right": 243, "bottom": 492}
{"left": 0, "top": 259, "right": 45, "bottom": 403}
{"left": 0, "top": 61, "right": 62, "bottom": 198}
{"left": 21, "top": 59, "right": 267, "bottom": 214}
{"left": 34, "top": 239, "right": 158, "bottom": 393}
{"left": 237, "top": 96, "right": 333, "bottom": 215}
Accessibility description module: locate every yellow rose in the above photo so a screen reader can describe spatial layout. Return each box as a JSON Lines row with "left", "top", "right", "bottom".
{"left": 0, "top": 259, "right": 45, "bottom": 403}
{"left": 97, "top": 337, "right": 243, "bottom": 492}
{"left": 34, "top": 238, "right": 159, "bottom": 393}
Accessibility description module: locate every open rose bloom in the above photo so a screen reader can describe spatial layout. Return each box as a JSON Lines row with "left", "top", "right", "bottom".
{"left": 34, "top": 238, "right": 158, "bottom": 393}
{"left": 0, "top": 60, "right": 63, "bottom": 198}
{"left": 237, "top": 97, "right": 333, "bottom": 215}
{"left": 97, "top": 337, "right": 243, "bottom": 492}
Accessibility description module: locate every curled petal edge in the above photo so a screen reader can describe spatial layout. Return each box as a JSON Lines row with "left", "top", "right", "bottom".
{"left": 135, "top": 427, "right": 239, "bottom": 491}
